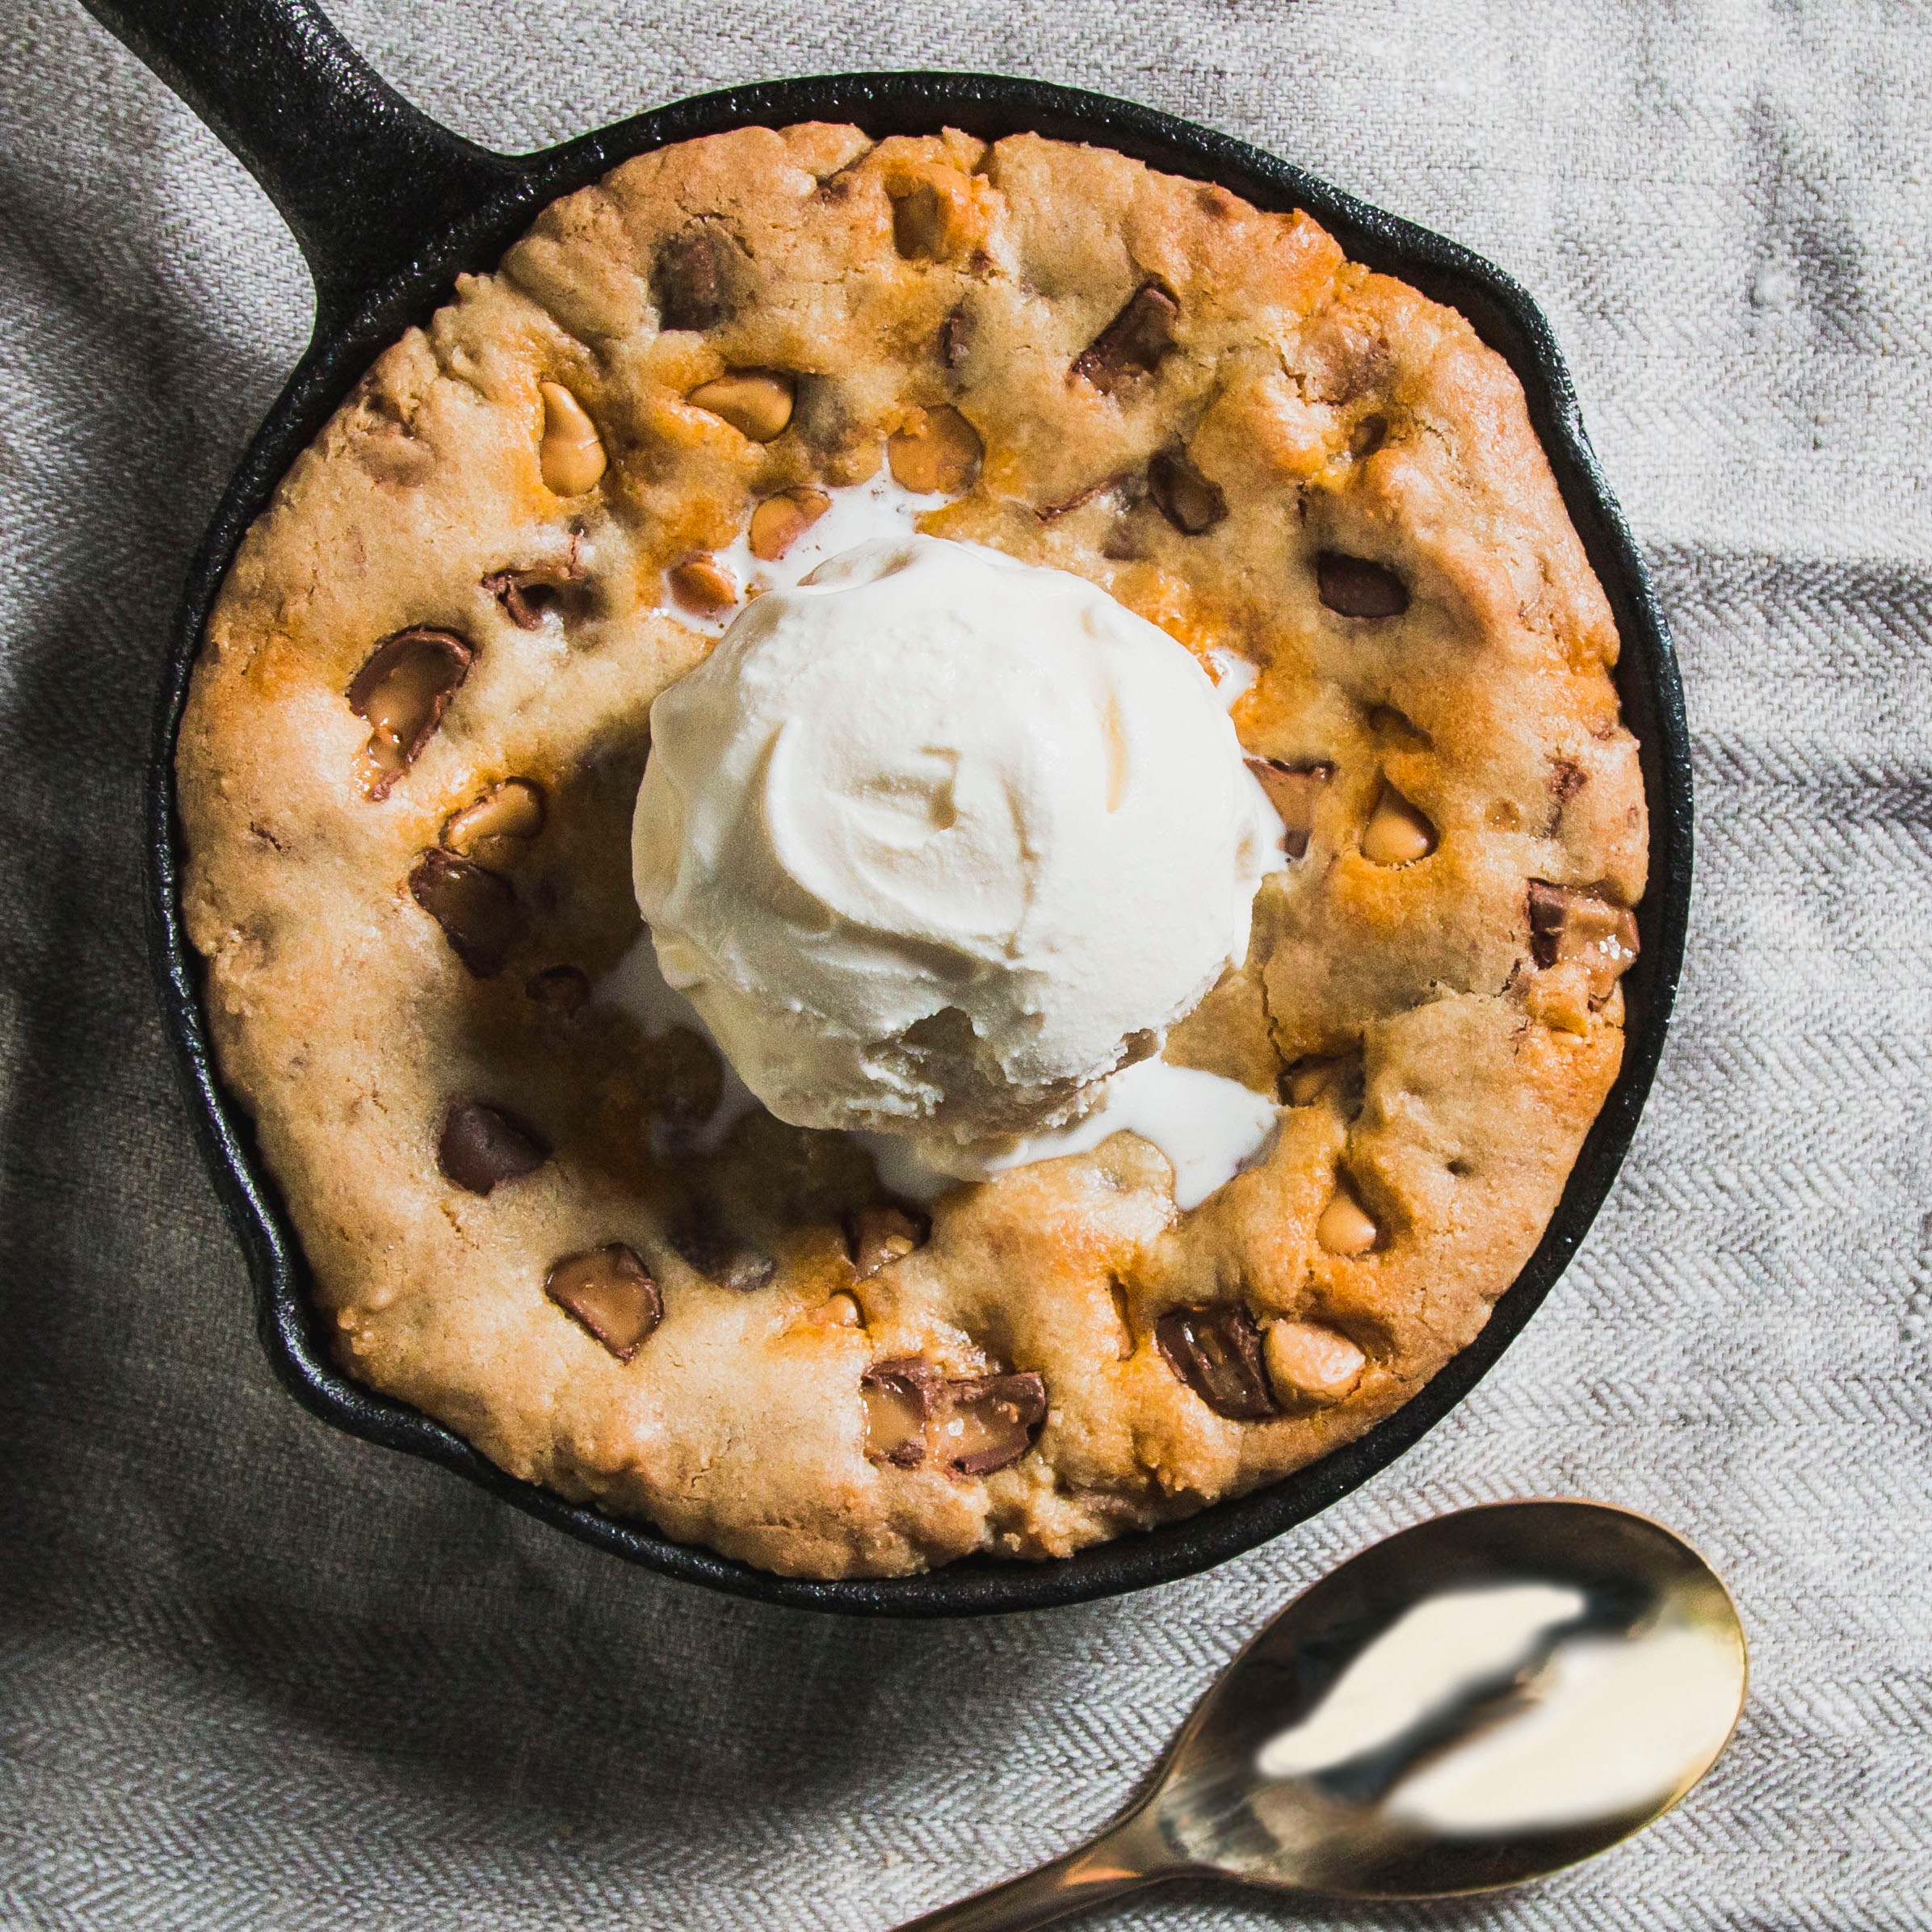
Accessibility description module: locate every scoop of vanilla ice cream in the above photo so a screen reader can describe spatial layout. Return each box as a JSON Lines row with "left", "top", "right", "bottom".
{"left": 632, "top": 536, "right": 1279, "bottom": 1150}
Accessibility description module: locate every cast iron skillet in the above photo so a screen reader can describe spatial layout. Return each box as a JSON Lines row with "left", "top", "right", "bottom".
{"left": 86, "top": 0, "right": 1692, "bottom": 1616}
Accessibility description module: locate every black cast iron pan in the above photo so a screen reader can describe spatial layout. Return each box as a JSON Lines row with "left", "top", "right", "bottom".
{"left": 84, "top": 0, "right": 1693, "bottom": 1617}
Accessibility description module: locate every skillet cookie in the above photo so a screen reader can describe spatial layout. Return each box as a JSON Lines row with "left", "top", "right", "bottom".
{"left": 178, "top": 124, "right": 1645, "bottom": 1579}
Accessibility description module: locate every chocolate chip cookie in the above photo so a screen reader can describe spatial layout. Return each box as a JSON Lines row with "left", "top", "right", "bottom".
{"left": 178, "top": 124, "right": 1645, "bottom": 1578}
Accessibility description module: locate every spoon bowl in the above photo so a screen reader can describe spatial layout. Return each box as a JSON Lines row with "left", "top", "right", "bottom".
{"left": 895, "top": 1502, "right": 1746, "bottom": 1929}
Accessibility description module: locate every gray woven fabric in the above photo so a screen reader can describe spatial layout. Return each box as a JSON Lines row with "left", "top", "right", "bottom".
{"left": 2, "top": 0, "right": 1928, "bottom": 1925}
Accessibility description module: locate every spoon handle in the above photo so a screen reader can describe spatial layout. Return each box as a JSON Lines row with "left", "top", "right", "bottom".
{"left": 884, "top": 1827, "right": 1166, "bottom": 1932}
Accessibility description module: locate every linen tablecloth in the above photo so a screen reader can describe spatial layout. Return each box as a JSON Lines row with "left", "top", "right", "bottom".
{"left": 2, "top": 2, "right": 1927, "bottom": 1924}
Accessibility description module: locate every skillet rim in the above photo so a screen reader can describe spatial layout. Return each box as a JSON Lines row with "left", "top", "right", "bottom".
{"left": 149, "top": 69, "right": 1693, "bottom": 1617}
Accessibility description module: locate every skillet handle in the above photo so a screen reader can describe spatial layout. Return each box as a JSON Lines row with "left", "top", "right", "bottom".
{"left": 77, "top": 0, "right": 515, "bottom": 334}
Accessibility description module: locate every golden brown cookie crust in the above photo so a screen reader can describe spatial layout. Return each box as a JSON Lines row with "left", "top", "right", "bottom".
{"left": 178, "top": 124, "right": 1646, "bottom": 1579}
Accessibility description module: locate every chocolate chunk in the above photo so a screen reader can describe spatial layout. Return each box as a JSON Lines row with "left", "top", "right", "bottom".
{"left": 345, "top": 627, "right": 472, "bottom": 800}
{"left": 935, "top": 1371, "right": 1048, "bottom": 1476}
{"left": 483, "top": 538, "right": 586, "bottom": 629}
{"left": 1350, "top": 413, "right": 1388, "bottom": 458}
{"left": 938, "top": 304, "right": 971, "bottom": 372}
{"left": 437, "top": 1098, "right": 548, "bottom": 1196}
{"left": 1316, "top": 552, "right": 1409, "bottom": 619}
{"left": 1034, "top": 472, "right": 1125, "bottom": 524}
{"left": 653, "top": 220, "right": 747, "bottom": 332}
{"left": 1246, "top": 759, "right": 1333, "bottom": 860}
{"left": 1155, "top": 1306, "right": 1278, "bottom": 1421}
{"left": 525, "top": 964, "right": 590, "bottom": 1018}
{"left": 669, "top": 1200, "right": 775, "bottom": 1292}
{"left": 1147, "top": 448, "right": 1227, "bottom": 534}
{"left": 545, "top": 1244, "right": 661, "bottom": 1361}
{"left": 860, "top": 1360, "right": 1048, "bottom": 1474}
{"left": 861, "top": 1359, "right": 939, "bottom": 1467}
{"left": 1527, "top": 881, "right": 1640, "bottom": 1001}
{"left": 845, "top": 1202, "right": 930, "bottom": 1281}
{"left": 409, "top": 849, "right": 523, "bottom": 977}
{"left": 1072, "top": 281, "right": 1180, "bottom": 394}
{"left": 1548, "top": 757, "right": 1586, "bottom": 832}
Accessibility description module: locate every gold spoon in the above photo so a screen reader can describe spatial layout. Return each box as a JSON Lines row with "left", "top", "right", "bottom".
{"left": 890, "top": 1501, "right": 1746, "bottom": 1930}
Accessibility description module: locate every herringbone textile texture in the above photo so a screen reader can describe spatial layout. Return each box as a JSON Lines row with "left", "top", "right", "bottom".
{"left": 2, "top": 1, "right": 1927, "bottom": 1926}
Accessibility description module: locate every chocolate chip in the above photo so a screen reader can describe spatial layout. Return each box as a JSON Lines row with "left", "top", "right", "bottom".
{"left": 669, "top": 1200, "right": 775, "bottom": 1292}
{"left": 1072, "top": 282, "right": 1180, "bottom": 394}
{"left": 937, "top": 1371, "right": 1048, "bottom": 1476}
{"left": 861, "top": 1359, "right": 939, "bottom": 1467}
{"left": 1155, "top": 1305, "right": 1278, "bottom": 1421}
{"left": 437, "top": 1098, "right": 548, "bottom": 1195}
{"left": 409, "top": 849, "right": 523, "bottom": 977}
{"left": 1527, "top": 881, "right": 1640, "bottom": 1001}
{"left": 1246, "top": 759, "right": 1333, "bottom": 860}
{"left": 845, "top": 1202, "right": 930, "bottom": 1281}
{"left": 860, "top": 1359, "right": 1048, "bottom": 1474}
{"left": 1350, "top": 413, "right": 1388, "bottom": 458}
{"left": 1147, "top": 448, "right": 1227, "bottom": 534}
{"left": 483, "top": 538, "right": 586, "bottom": 630}
{"left": 653, "top": 220, "right": 747, "bottom": 332}
{"left": 526, "top": 964, "right": 590, "bottom": 1018}
{"left": 1316, "top": 552, "right": 1409, "bottom": 619}
{"left": 545, "top": 1243, "right": 661, "bottom": 1360}
{"left": 345, "top": 628, "right": 472, "bottom": 800}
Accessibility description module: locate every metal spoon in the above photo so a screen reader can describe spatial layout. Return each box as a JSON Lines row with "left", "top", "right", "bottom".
{"left": 891, "top": 1501, "right": 1746, "bottom": 1930}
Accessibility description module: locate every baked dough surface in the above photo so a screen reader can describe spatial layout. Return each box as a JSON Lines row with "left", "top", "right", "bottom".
{"left": 179, "top": 125, "right": 1646, "bottom": 1578}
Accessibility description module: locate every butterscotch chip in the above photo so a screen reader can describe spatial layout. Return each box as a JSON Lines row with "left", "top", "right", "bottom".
{"left": 1264, "top": 1320, "right": 1365, "bottom": 1407}
{"left": 1317, "top": 1188, "right": 1379, "bottom": 1258}
{"left": 1147, "top": 448, "right": 1226, "bottom": 533}
{"left": 180, "top": 123, "right": 1647, "bottom": 1583}
{"left": 688, "top": 371, "right": 796, "bottom": 442}
{"left": 545, "top": 1244, "right": 661, "bottom": 1360}
{"left": 888, "top": 405, "right": 982, "bottom": 494}
{"left": 749, "top": 487, "right": 831, "bottom": 561}
{"left": 846, "top": 1202, "right": 928, "bottom": 1280}
{"left": 344, "top": 628, "right": 471, "bottom": 800}
{"left": 442, "top": 779, "right": 545, "bottom": 857}
{"left": 1155, "top": 1306, "right": 1277, "bottom": 1421}
{"left": 667, "top": 555, "right": 737, "bottom": 615}
{"left": 1072, "top": 281, "right": 1179, "bottom": 393}
{"left": 1527, "top": 881, "right": 1640, "bottom": 1000}
{"left": 408, "top": 850, "right": 523, "bottom": 977}
{"left": 888, "top": 169, "right": 979, "bottom": 261}
{"left": 1317, "top": 550, "right": 1409, "bottom": 618}
{"left": 1361, "top": 783, "right": 1437, "bottom": 866}
{"left": 437, "top": 1098, "right": 548, "bottom": 1196}
{"left": 1246, "top": 759, "right": 1332, "bottom": 859}
{"left": 538, "top": 383, "right": 607, "bottom": 496}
